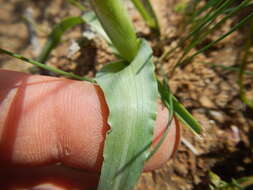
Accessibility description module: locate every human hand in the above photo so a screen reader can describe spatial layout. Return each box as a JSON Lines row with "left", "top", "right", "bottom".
{"left": 0, "top": 69, "right": 180, "bottom": 190}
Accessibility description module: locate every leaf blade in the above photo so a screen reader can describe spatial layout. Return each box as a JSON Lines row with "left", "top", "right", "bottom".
{"left": 37, "top": 16, "right": 85, "bottom": 63}
{"left": 96, "top": 40, "right": 158, "bottom": 190}
{"left": 158, "top": 80, "right": 202, "bottom": 135}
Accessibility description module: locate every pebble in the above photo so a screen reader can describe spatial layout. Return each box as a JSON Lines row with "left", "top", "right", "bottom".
{"left": 209, "top": 110, "right": 225, "bottom": 123}
{"left": 199, "top": 96, "right": 215, "bottom": 108}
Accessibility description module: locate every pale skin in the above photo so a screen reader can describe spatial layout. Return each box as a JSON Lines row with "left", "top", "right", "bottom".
{"left": 0, "top": 69, "right": 180, "bottom": 190}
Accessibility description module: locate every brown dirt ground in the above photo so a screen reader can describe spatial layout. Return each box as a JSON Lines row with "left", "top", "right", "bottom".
{"left": 0, "top": 0, "right": 253, "bottom": 190}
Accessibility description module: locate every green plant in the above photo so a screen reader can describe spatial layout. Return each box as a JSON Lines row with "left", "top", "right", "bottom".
{"left": 0, "top": 0, "right": 202, "bottom": 189}
{"left": 159, "top": 0, "right": 253, "bottom": 72}
{"left": 1, "top": 0, "right": 253, "bottom": 188}
{"left": 130, "top": 0, "right": 160, "bottom": 34}
{"left": 36, "top": 11, "right": 110, "bottom": 64}
{"left": 158, "top": 0, "right": 253, "bottom": 109}
{"left": 209, "top": 171, "right": 253, "bottom": 190}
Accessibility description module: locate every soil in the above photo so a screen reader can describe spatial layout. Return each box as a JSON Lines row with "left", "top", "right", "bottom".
{"left": 0, "top": 0, "right": 253, "bottom": 190}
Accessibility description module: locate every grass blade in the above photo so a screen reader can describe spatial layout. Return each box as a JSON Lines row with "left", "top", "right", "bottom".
{"left": 175, "top": 0, "right": 250, "bottom": 70}
{"left": 37, "top": 11, "right": 115, "bottom": 65}
{"left": 177, "top": 11, "right": 253, "bottom": 68}
{"left": 176, "top": 0, "right": 235, "bottom": 64}
{"left": 0, "top": 47, "right": 94, "bottom": 82}
{"left": 131, "top": 0, "right": 160, "bottom": 34}
{"left": 158, "top": 80, "right": 201, "bottom": 135}
{"left": 201, "top": 62, "right": 253, "bottom": 76}
{"left": 146, "top": 79, "right": 174, "bottom": 160}
{"left": 37, "top": 16, "right": 86, "bottom": 63}
{"left": 66, "top": 0, "right": 86, "bottom": 11}
{"left": 237, "top": 20, "right": 253, "bottom": 108}
{"left": 185, "top": 0, "right": 234, "bottom": 46}
{"left": 159, "top": 0, "right": 235, "bottom": 64}
{"left": 96, "top": 40, "right": 158, "bottom": 190}
{"left": 172, "top": 94, "right": 201, "bottom": 135}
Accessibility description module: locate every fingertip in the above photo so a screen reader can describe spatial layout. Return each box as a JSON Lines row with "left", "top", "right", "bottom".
{"left": 143, "top": 106, "right": 181, "bottom": 171}
{"left": 0, "top": 69, "right": 180, "bottom": 173}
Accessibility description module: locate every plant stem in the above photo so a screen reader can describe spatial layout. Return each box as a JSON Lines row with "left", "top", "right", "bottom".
{"left": 89, "top": 0, "right": 139, "bottom": 62}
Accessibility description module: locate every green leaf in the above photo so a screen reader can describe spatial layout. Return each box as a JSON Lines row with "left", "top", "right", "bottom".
{"left": 201, "top": 62, "right": 253, "bottom": 76}
{"left": 96, "top": 40, "right": 158, "bottom": 190}
{"left": 131, "top": 0, "right": 160, "bottom": 34}
{"left": 82, "top": 11, "right": 120, "bottom": 56}
{"left": 147, "top": 79, "right": 174, "bottom": 160}
{"left": 37, "top": 11, "right": 116, "bottom": 64}
{"left": 66, "top": 0, "right": 86, "bottom": 11}
{"left": 190, "top": 10, "right": 253, "bottom": 59}
{"left": 37, "top": 16, "right": 86, "bottom": 63}
{"left": 237, "top": 19, "right": 253, "bottom": 108}
{"left": 172, "top": 95, "right": 201, "bottom": 134}
{"left": 82, "top": 11, "right": 111, "bottom": 43}
{"left": 0, "top": 47, "right": 94, "bottom": 82}
{"left": 89, "top": 0, "right": 139, "bottom": 62}
{"left": 158, "top": 80, "right": 201, "bottom": 135}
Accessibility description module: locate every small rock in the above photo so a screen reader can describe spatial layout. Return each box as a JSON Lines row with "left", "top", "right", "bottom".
{"left": 209, "top": 110, "right": 225, "bottom": 123}
{"left": 199, "top": 96, "right": 215, "bottom": 108}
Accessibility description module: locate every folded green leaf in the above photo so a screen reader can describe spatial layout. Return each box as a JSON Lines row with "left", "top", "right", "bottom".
{"left": 158, "top": 80, "right": 201, "bottom": 135}
{"left": 96, "top": 40, "right": 158, "bottom": 190}
{"left": 82, "top": 11, "right": 120, "bottom": 55}
{"left": 81, "top": 11, "right": 111, "bottom": 43}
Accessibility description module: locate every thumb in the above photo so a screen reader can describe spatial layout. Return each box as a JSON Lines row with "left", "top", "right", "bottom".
{"left": 0, "top": 69, "right": 180, "bottom": 172}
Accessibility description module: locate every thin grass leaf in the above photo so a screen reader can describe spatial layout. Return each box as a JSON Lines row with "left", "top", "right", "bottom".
{"left": 193, "top": 0, "right": 221, "bottom": 17}
{"left": 96, "top": 40, "right": 158, "bottom": 190}
{"left": 192, "top": 0, "right": 228, "bottom": 23}
{"left": 147, "top": 80, "right": 176, "bottom": 159}
{"left": 175, "top": 0, "right": 251, "bottom": 69}
{"left": 186, "top": 0, "right": 234, "bottom": 44}
{"left": 179, "top": 0, "right": 235, "bottom": 59}
{"left": 37, "top": 11, "right": 115, "bottom": 65}
{"left": 172, "top": 95, "right": 201, "bottom": 134}
{"left": 0, "top": 47, "right": 95, "bottom": 82}
{"left": 177, "top": 11, "right": 253, "bottom": 68}
{"left": 159, "top": 0, "right": 234, "bottom": 64}
{"left": 224, "top": 2, "right": 253, "bottom": 14}
{"left": 198, "top": 0, "right": 250, "bottom": 42}
{"left": 66, "top": 0, "right": 86, "bottom": 11}
{"left": 238, "top": 20, "right": 253, "bottom": 108}
{"left": 37, "top": 16, "right": 86, "bottom": 63}
{"left": 158, "top": 80, "right": 201, "bottom": 135}
{"left": 201, "top": 62, "right": 253, "bottom": 76}
{"left": 130, "top": 0, "right": 160, "bottom": 34}
{"left": 196, "top": 0, "right": 249, "bottom": 47}
{"left": 147, "top": 79, "right": 174, "bottom": 160}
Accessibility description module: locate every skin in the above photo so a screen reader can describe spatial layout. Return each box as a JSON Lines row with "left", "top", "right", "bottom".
{"left": 0, "top": 69, "right": 180, "bottom": 190}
